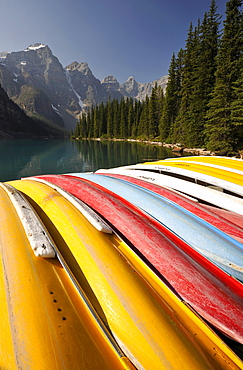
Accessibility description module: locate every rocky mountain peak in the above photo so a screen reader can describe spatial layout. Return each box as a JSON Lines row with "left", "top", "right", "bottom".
{"left": 101, "top": 75, "right": 119, "bottom": 91}
{"left": 66, "top": 61, "right": 93, "bottom": 77}
{"left": 119, "top": 76, "right": 138, "bottom": 96}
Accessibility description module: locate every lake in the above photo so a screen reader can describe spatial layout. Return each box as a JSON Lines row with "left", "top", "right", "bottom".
{"left": 0, "top": 138, "right": 179, "bottom": 182}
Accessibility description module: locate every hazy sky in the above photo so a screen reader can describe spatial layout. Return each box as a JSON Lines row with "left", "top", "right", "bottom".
{"left": 1, "top": 0, "right": 227, "bottom": 84}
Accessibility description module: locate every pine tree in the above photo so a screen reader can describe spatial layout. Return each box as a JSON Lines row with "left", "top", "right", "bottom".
{"left": 205, "top": 0, "right": 243, "bottom": 153}
{"left": 93, "top": 105, "right": 99, "bottom": 138}
{"left": 87, "top": 110, "right": 93, "bottom": 138}
{"left": 137, "top": 97, "right": 149, "bottom": 139}
{"left": 160, "top": 53, "right": 178, "bottom": 142}
{"left": 148, "top": 83, "right": 160, "bottom": 139}
{"left": 231, "top": 66, "right": 243, "bottom": 148}
{"left": 127, "top": 97, "right": 134, "bottom": 138}
{"left": 112, "top": 99, "right": 120, "bottom": 138}
{"left": 98, "top": 102, "right": 106, "bottom": 137}
{"left": 120, "top": 98, "right": 127, "bottom": 138}
{"left": 106, "top": 98, "right": 113, "bottom": 137}
{"left": 174, "top": 23, "right": 198, "bottom": 145}
{"left": 186, "top": 1, "right": 221, "bottom": 147}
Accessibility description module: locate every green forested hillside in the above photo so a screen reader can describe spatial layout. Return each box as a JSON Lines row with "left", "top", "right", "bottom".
{"left": 74, "top": 0, "right": 243, "bottom": 155}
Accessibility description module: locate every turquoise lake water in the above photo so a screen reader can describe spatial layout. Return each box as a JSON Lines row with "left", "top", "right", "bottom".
{"left": 0, "top": 138, "right": 178, "bottom": 182}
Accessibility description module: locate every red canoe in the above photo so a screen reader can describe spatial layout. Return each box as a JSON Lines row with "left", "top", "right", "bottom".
{"left": 32, "top": 174, "right": 243, "bottom": 344}
{"left": 97, "top": 172, "right": 243, "bottom": 242}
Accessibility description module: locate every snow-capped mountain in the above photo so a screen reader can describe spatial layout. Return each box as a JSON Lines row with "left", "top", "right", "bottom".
{"left": 0, "top": 43, "right": 168, "bottom": 129}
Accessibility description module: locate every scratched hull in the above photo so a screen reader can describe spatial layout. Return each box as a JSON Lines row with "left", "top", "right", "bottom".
{"left": 95, "top": 167, "right": 243, "bottom": 214}
{"left": 64, "top": 173, "right": 243, "bottom": 282}
{"left": 0, "top": 184, "right": 135, "bottom": 370}
{"left": 9, "top": 178, "right": 243, "bottom": 369}
{"left": 27, "top": 174, "right": 243, "bottom": 346}
{"left": 95, "top": 172, "right": 243, "bottom": 240}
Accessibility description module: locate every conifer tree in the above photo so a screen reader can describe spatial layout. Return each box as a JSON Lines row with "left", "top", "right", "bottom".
{"left": 230, "top": 65, "right": 243, "bottom": 148}
{"left": 111, "top": 99, "right": 120, "bottom": 138}
{"left": 120, "top": 98, "right": 127, "bottom": 138}
{"left": 98, "top": 102, "right": 106, "bottom": 137}
{"left": 169, "top": 48, "right": 184, "bottom": 143}
{"left": 93, "top": 105, "right": 99, "bottom": 138}
{"left": 205, "top": 0, "right": 243, "bottom": 153}
{"left": 127, "top": 97, "right": 134, "bottom": 138}
{"left": 87, "top": 111, "right": 92, "bottom": 138}
{"left": 173, "top": 23, "right": 197, "bottom": 145}
{"left": 185, "top": 1, "right": 221, "bottom": 147}
{"left": 106, "top": 98, "right": 113, "bottom": 137}
{"left": 137, "top": 97, "right": 149, "bottom": 139}
{"left": 148, "top": 83, "right": 160, "bottom": 139}
{"left": 80, "top": 114, "right": 88, "bottom": 139}
{"left": 160, "top": 53, "right": 178, "bottom": 142}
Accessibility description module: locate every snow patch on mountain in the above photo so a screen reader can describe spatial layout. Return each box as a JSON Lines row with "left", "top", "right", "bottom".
{"left": 65, "top": 70, "right": 84, "bottom": 109}
{"left": 24, "top": 43, "right": 46, "bottom": 51}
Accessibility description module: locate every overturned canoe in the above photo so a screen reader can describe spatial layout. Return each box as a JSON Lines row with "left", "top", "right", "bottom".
{"left": 95, "top": 171, "right": 243, "bottom": 235}
{"left": 134, "top": 158, "right": 243, "bottom": 197}
{"left": 9, "top": 177, "right": 243, "bottom": 368}
{"left": 64, "top": 173, "right": 243, "bottom": 282}
{"left": 95, "top": 167, "right": 243, "bottom": 214}
{"left": 166, "top": 156, "right": 243, "bottom": 172}
{"left": 26, "top": 174, "right": 243, "bottom": 346}
{"left": 0, "top": 183, "right": 135, "bottom": 370}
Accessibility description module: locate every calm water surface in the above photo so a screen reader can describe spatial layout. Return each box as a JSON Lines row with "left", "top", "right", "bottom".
{"left": 1, "top": 138, "right": 178, "bottom": 182}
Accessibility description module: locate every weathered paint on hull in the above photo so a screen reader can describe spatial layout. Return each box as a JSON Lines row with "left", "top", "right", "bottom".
{"left": 27, "top": 175, "right": 243, "bottom": 346}
{"left": 8, "top": 178, "right": 243, "bottom": 369}
{"left": 0, "top": 185, "right": 135, "bottom": 370}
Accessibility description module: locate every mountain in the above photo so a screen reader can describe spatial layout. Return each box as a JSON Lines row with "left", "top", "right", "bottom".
{"left": 0, "top": 43, "right": 168, "bottom": 130}
{"left": 65, "top": 61, "right": 122, "bottom": 108}
{"left": 118, "top": 75, "right": 168, "bottom": 101}
{"left": 0, "top": 83, "right": 66, "bottom": 138}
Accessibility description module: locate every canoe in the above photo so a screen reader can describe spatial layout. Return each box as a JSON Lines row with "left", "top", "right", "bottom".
{"left": 95, "top": 172, "right": 243, "bottom": 238}
{"left": 0, "top": 183, "right": 135, "bottom": 370}
{"left": 144, "top": 158, "right": 243, "bottom": 179}
{"left": 26, "top": 175, "right": 243, "bottom": 346}
{"left": 9, "top": 179, "right": 240, "bottom": 370}
{"left": 63, "top": 173, "right": 243, "bottom": 282}
{"left": 132, "top": 159, "right": 243, "bottom": 197}
{"left": 95, "top": 168, "right": 243, "bottom": 215}
{"left": 166, "top": 156, "right": 243, "bottom": 172}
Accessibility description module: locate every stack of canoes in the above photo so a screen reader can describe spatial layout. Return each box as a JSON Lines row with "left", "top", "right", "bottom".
{"left": 1, "top": 156, "right": 243, "bottom": 369}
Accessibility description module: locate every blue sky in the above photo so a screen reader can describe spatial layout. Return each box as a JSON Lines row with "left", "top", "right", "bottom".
{"left": 1, "top": 0, "right": 227, "bottom": 84}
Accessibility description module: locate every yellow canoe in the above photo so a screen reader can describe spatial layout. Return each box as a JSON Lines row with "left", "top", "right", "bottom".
{"left": 166, "top": 156, "right": 243, "bottom": 172}
{"left": 0, "top": 184, "right": 135, "bottom": 370}
{"left": 142, "top": 159, "right": 243, "bottom": 186}
{"left": 136, "top": 159, "right": 243, "bottom": 198}
{"left": 8, "top": 179, "right": 243, "bottom": 370}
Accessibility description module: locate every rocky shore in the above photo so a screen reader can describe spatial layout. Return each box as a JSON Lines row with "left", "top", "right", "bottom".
{"left": 76, "top": 137, "right": 243, "bottom": 158}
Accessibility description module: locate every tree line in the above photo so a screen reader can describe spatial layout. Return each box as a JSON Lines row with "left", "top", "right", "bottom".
{"left": 73, "top": 0, "right": 243, "bottom": 155}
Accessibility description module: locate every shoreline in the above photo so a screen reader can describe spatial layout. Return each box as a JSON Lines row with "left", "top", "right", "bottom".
{"left": 74, "top": 136, "right": 243, "bottom": 158}
{"left": 75, "top": 137, "right": 213, "bottom": 156}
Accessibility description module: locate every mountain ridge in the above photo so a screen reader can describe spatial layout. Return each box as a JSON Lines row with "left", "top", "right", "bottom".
{"left": 0, "top": 43, "right": 168, "bottom": 129}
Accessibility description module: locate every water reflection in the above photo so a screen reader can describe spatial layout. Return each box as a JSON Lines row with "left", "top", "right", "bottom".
{"left": 0, "top": 139, "right": 176, "bottom": 182}
{"left": 73, "top": 140, "right": 177, "bottom": 172}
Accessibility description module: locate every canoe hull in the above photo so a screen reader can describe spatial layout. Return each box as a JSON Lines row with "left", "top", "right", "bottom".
{"left": 29, "top": 174, "right": 243, "bottom": 345}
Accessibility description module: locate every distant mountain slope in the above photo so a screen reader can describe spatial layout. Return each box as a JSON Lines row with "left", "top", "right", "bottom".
{"left": 0, "top": 83, "right": 66, "bottom": 138}
{"left": 0, "top": 43, "right": 168, "bottom": 130}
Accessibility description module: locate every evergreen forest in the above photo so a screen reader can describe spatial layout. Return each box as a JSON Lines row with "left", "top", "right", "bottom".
{"left": 74, "top": 0, "right": 243, "bottom": 155}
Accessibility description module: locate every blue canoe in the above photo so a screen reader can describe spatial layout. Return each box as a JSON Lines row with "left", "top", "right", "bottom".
{"left": 66, "top": 173, "right": 243, "bottom": 282}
